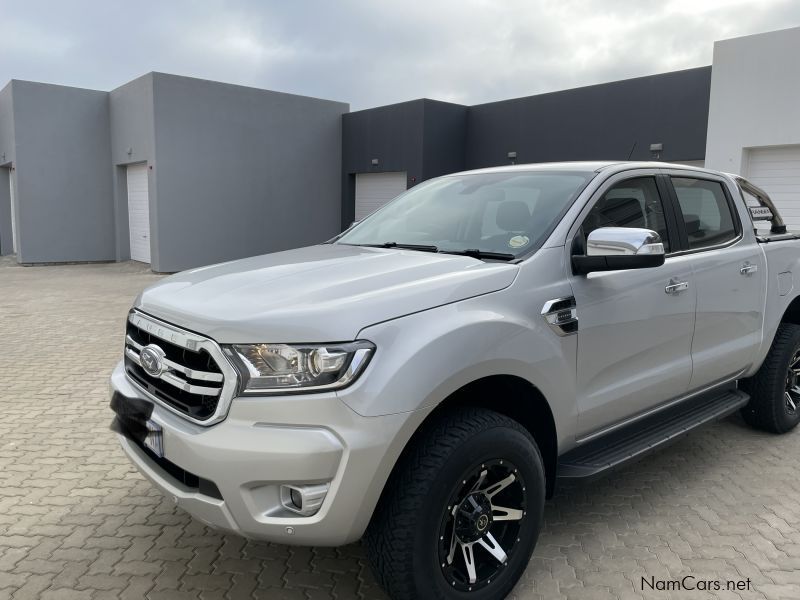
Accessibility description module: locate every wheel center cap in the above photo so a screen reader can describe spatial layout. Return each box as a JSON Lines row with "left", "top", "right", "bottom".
{"left": 454, "top": 493, "right": 493, "bottom": 543}
{"left": 476, "top": 514, "right": 489, "bottom": 531}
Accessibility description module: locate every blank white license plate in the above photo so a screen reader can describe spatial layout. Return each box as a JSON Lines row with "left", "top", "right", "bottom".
{"left": 143, "top": 420, "right": 164, "bottom": 457}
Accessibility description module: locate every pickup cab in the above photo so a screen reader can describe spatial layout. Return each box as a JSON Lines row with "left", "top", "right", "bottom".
{"left": 110, "top": 161, "right": 800, "bottom": 600}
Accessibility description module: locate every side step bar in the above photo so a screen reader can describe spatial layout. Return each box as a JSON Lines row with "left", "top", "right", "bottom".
{"left": 557, "top": 386, "right": 750, "bottom": 482}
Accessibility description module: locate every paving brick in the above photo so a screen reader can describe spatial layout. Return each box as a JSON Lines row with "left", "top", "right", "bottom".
{"left": 3, "top": 256, "right": 800, "bottom": 600}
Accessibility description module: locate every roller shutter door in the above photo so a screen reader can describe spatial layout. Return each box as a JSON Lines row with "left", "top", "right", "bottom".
{"left": 355, "top": 172, "right": 407, "bottom": 220}
{"left": 746, "top": 145, "right": 800, "bottom": 230}
{"left": 127, "top": 163, "right": 151, "bottom": 264}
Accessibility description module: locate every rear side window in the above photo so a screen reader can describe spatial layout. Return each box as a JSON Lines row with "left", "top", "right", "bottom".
{"left": 672, "top": 178, "right": 738, "bottom": 250}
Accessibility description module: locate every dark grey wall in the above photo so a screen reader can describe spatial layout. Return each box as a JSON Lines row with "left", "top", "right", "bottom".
{"left": 149, "top": 73, "right": 348, "bottom": 273}
{"left": 109, "top": 74, "right": 156, "bottom": 262}
{"left": 341, "top": 99, "right": 467, "bottom": 227}
{"left": 341, "top": 68, "right": 712, "bottom": 226}
{"left": 0, "top": 83, "right": 14, "bottom": 255}
{"left": 0, "top": 81, "right": 114, "bottom": 263}
{"left": 422, "top": 100, "right": 468, "bottom": 180}
{"left": 466, "top": 67, "right": 712, "bottom": 167}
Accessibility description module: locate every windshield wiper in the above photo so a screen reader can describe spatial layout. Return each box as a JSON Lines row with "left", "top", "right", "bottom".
{"left": 439, "top": 249, "right": 516, "bottom": 261}
{"left": 359, "top": 242, "right": 439, "bottom": 252}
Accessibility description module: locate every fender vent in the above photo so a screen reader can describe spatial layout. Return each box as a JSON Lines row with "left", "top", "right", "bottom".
{"left": 541, "top": 297, "right": 578, "bottom": 336}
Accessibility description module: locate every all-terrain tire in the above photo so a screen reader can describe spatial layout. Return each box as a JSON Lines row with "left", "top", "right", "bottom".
{"left": 364, "top": 408, "right": 545, "bottom": 600}
{"left": 740, "top": 322, "right": 800, "bottom": 433}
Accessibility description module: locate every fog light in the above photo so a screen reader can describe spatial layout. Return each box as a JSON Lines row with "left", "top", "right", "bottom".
{"left": 290, "top": 488, "right": 303, "bottom": 509}
{"left": 280, "top": 483, "right": 329, "bottom": 517}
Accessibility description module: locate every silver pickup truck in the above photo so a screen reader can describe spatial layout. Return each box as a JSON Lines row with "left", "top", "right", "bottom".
{"left": 110, "top": 161, "right": 800, "bottom": 600}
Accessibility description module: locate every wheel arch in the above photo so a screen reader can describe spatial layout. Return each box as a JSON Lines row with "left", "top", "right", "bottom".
{"left": 375, "top": 374, "right": 559, "bottom": 511}
{"left": 781, "top": 294, "right": 800, "bottom": 325}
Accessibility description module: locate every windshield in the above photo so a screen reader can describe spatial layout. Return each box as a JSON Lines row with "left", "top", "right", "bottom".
{"left": 336, "top": 170, "right": 595, "bottom": 258}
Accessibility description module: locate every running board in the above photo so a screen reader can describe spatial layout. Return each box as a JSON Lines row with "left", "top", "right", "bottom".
{"left": 557, "top": 387, "right": 750, "bottom": 482}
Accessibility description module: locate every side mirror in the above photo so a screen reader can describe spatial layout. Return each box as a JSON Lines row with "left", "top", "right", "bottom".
{"left": 572, "top": 227, "right": 665, "bottom": 275}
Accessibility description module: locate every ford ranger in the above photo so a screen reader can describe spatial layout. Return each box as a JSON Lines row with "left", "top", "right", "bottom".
{"left": 110, "top": 162, "right": 800, "bottom": 600}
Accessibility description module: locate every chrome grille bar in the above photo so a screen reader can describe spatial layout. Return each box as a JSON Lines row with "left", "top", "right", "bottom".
{"left": 125, "top": 348, "right": 223, "bottom": 396}
{"left": 125, "top": 335, "right": 223, "bottom": 382}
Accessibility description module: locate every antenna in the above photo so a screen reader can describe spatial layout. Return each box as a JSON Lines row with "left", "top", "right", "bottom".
{"left": 626, "top": 141, "right": 637, "bottom": 161}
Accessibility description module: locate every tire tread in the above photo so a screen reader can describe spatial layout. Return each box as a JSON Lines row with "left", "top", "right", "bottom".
{"left": 364, "top": 408, "right": 539, "bottom": 600}
{"left": 740, "top": 322, "right": 800, "bottom": 434}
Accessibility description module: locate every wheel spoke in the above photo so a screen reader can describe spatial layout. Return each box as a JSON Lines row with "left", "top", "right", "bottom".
{"left": 791, "top": 355, "right": 800, "bottom": 368}
{"left": 469, "top": 469, "right": 488, "bottom": 493}
{"left": 446, "top": 526, "right": 458, "bottom": 564}
{"left": 482, "top": 473, "right": 515, "bottom": 499}
{"left": 477, "top": 532, "right": 508, "bottom": 563}
{"left": 461, "top": 542, "right": 477, "bottom": 584}
{"left": 791, "top": 385, "right": 800, "bottom": 397}
{"left": 491, "top": 504, "right": 524, "bottom": 521}
{"left": 787, "top": 391, "right": 798, "bottom": 411}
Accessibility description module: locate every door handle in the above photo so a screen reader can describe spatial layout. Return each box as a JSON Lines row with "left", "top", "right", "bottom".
{"left": 665, "top": 279, "right": 689, "bottom": 294}
{"left": 740, "top": 262, "right": 758, "bottom": 276}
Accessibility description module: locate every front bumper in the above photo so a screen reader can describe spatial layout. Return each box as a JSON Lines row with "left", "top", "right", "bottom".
{"left": 110, "top": 361, "right": 429, "bottom": 546}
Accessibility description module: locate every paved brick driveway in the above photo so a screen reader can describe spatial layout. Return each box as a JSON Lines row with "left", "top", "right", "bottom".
{"left": 1, "top": 256, "right": 800, "bottom": 599}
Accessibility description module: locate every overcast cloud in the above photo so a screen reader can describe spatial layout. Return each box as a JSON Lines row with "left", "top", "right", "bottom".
{"left": 0, "top": 0, "right": 799, "bottom": 110}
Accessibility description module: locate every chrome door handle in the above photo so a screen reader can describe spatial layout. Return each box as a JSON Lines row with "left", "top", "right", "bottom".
{"left": 665, "top": 279, "right": 689, "bottom": 294}
{"left": 740, "top": 262, "right": 758, "bottom": 275}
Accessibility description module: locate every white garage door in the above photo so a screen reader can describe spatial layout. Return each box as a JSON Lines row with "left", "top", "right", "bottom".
{"left": 746, "top": 145, "right": 800, "bottom": 230}
{"left": 355, "top": 172, "right": 407, "bottom": 220}
{"left": 127, "top": 163, "right": 151, "bottom": 264}
{"left": 9, "top": 169, "right": 17, "bottom": 253}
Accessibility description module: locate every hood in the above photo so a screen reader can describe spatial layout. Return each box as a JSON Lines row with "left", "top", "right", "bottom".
{"left": 137, "top": 244, "right": 518, "bottom": 342}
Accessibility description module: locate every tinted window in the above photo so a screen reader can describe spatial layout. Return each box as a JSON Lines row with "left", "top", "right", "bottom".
{"left": 672, "top": 178, "right": 737, "bottom": 250}
{"left": 337, "top": 171, "right": 594, "bottom": 257}
{"left": 581, "top": 177, "right": 671, "bottom": 252}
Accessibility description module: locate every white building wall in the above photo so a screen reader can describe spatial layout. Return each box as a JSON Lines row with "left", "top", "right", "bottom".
{"left": 705, "top": 27, "right": 800, "bottom": 174}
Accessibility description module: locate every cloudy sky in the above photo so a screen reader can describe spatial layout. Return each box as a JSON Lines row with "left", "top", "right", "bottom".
{"left": 1, "top": 0, "right": 799, "bottom": 110}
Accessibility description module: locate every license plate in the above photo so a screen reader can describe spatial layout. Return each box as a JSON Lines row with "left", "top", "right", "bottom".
{"left": 143, "top": 420, "right": 164, "bottom": 457}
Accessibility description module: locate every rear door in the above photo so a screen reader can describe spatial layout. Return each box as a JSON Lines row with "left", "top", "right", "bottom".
{"left": 665, "top": 172, "right": 765, "bottom": 390}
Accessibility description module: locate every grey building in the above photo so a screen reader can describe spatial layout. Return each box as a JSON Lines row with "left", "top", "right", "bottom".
{"left": 0, "top": 73, "right": 347, "bottom": 272}
{"left": 3, "top": 26, "right": 800, "bottom": 270}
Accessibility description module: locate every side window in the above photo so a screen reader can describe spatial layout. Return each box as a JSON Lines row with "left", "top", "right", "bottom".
{"left": 581, "top": 177, "right": 670, "bottom": 252}
{"left": 672, "top": 177, "right": 738, "bottom": 250}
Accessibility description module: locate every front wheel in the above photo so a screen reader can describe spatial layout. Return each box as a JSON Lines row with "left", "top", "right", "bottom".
{"left": 364, "top": 408, "right": 545, "bottom": 600}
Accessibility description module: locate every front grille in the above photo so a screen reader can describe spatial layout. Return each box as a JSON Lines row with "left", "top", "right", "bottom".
{"left": 124, "top": 311, "right": 230, "bottom": 422}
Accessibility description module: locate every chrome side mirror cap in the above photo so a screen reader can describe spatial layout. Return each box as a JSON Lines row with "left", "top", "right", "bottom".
{"left": 573, "top": 227, "right": 665, "bottom": 275}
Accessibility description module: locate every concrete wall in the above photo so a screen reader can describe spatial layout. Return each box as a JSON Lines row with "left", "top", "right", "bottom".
{"left": 109, "top": 74, "right": 156, "bottom": 262}
{"left": 146, "top": 73, "right": 347, "bottom": 272}
{"left": 0, "top": 83, "right": 14, "bottom": 255}
{"left": 0, "top": 81, "right": 114, "bottom": 263}
{"left": 705, "top": 27, "right": 800, "bottom": 173}
{"left": 466, "top": 67, "right": 711, "bottom": 168}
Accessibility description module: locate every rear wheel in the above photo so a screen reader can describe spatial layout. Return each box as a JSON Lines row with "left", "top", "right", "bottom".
{"left": 741, "top": 322, "right": 800, "bottom": 433}
{"left": 364, "top": 408, "right": 545, "bottom": 600}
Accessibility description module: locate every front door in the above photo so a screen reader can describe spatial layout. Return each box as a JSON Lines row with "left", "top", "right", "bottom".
{"left": 568, "top": 174, "right": 696, "bottom": 437}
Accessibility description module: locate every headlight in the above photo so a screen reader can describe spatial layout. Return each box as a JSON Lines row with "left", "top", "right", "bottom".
{"left": 226, "top": 341, "right": 375, "bottom": 394}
